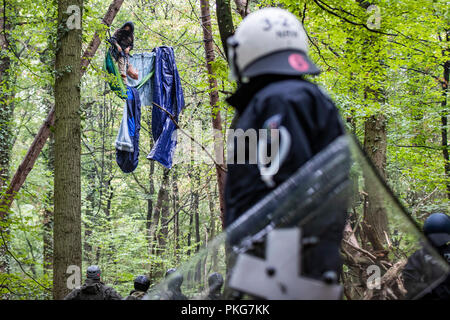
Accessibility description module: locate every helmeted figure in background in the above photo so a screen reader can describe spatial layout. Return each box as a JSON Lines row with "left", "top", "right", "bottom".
{"left": 207, "top": 272, "right": 224, "bottom": 300}
{"left": 64, "top": 265, "right": 123, "bottom": 300}
{"left": 160, "top": 268, "right": 188, "bottom": 300}
{"left": 402, "top": 213, "right": 450, "bottom": 300}
{"left": 125, "top": 275, "right": 150, "bottom": 300}
{"left": 224, "top": 7, "right": 349, "bottom": 290}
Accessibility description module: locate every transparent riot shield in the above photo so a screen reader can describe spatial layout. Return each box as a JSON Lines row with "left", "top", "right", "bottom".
{"left": 144, "top": 134, "right": 449, "bottom": 300}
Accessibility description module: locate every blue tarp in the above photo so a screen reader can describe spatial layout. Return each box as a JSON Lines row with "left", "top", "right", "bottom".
{"left": 116, "top": 87, "right": 141, "bottom": 173}
{"left": 127, "top": 52, "right": 155, "bottom": 107}
{"left": 147, "top": 46, "right": 185, "bottom": 169}
{"left": 115, "top": 97, "right": 134, "bottom": 153}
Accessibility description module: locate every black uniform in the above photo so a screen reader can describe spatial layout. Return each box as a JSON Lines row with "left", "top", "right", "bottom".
{"left": 160, "top": 272, "right": 188, "bottom": 300}
{"left": 403, "top": 244, "right": 450, "bottom": 300}
{"left": 124, "top": 290, "right": 147, "bottom": 300}
{"left": 160, "top": 288, "right": 188, "bottom": 300}
{"left": 225, "top": 75, "right": 347, "bottom": 279}
{"left": 64, "top": 278, "right": 123, "bottom": 300}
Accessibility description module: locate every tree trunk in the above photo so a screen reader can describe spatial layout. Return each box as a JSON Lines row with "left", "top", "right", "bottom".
{"left": 149, "top": 168, "right": 169, "bottom": 280}
{"left": 172, "top": 170, "right": 180, "bottom": 259}
{"left": 234, "top": 0, "right": 249, "bottom": 18}
{"left": 156, "top": 170, "right": 170, "bottom": 249}
{"left": 355, "top": 4, "right": 390, "bottom": 252}
{"left": 207, "top": 181, "right": 218, "bottom": 270}
{"left": 52, "top": 0, "right": 83, "bottom": 300}
{"left": 199, "top": 0, "right": 226, "bottom": 228}
{"left": 0, "top": 0, "right": 13, "bottom": 277}
{"left": 215, "top": 0, "right": 234, "bottom": 60}
{"left": 41, "top": 28, "right": 57, "bottom": 275}
{"left": 187, "top": 212, "right": 193, "bottom": 257}
{"left": 83, "top": 165, "right": 96, "bottom": 265}
{"left": 43, "top": 130, "right": 54, "bottom": 274}
{"left": 0, "top": 1, "right": 12, "bottom": 194}
{"left": 363, "top": 114, "right": 389, "bottom": 252}
{"left": 440, "top": 49, "right": 449, "bottom": 198}
{"left": 147, "top": 133, "right": 155, "bottom": 247}
{"left": 0, "top": 0, "right": 125, "bottom": 214}
{"left": 194, "top": 170, "right": 201, "bottom": 281}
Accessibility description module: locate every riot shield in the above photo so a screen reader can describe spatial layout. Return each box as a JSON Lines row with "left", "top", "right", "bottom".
{"left": 145, "top": 134, "right": 449, "bottom": 300}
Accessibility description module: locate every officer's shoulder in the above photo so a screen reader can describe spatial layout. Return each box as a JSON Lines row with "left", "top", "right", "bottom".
{"left": 251, "top": 80, "right": 302, "bottom": 107}
{"left": 316, "top": 84, "right": 334, "bottom": 102}
{"left": 257, "top": 79, "right": 325, "bottom": 100}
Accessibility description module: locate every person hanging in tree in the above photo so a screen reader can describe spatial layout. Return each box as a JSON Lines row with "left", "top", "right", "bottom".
{"left": 109, "top": 21, "right": 139, "bottom": 85}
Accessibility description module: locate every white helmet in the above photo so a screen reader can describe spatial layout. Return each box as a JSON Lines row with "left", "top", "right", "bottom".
{"left": 227, "top": 7, "right": 320, "bottom": 81}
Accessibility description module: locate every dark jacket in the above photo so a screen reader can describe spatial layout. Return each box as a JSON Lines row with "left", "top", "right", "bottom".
{"left": 402, "top": 245, "right": 450, "bottom": 300}
{"left": 207, "top": 292, "right": 222, "bottom": 300}
{"left": 224, "top": 76, "right": 348, "bottom": 280}
{"left": 224, "top": 75, "right": 345, "bottom": 227}
{"left": 124, "top": 290, "right": 147, "bottom": 300}
{"left": 160, "top": 289, "right": 188, "bottom": 300}
{"left": 64, "top": 278, "right": 123, "bottom": 300}
{"left": 112, "top": 21, "right": 134, "bottom": 52}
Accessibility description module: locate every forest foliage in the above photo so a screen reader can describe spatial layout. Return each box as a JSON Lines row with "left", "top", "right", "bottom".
{"left": 0, "top": 0, "right": 448, "bottom": 299}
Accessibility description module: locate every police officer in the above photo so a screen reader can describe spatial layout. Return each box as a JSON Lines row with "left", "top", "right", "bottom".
{"left": 160, "top": 268, "right": 188, "bottom": 300}
{"left": 124, "top": 275, "right": 150, "bottom": 300}
{"left": 207, "top": 272, "right": 224, "bottom": 300}
{"left": 64, "top": 265, "right": 122, "bottom": 300}
{"left": 402, "top": 213, "right": 450, "bottom": 300}
{"left": 224, "top": 8, "right": 348, "bottom": 285}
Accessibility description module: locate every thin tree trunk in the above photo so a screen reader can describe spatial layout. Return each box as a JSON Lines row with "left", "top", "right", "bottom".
{"left": 156, "top": 170, "right": 170, "bottom": 249}
{"left": 440, "top": 46, "right": 449, "bottom": 198}
{"left": 0, "top": 1, "right": 12, "bottom": 195}
{"left": 215, "top": 0, "right": 234, "bottom": 60}
{"left": 187, "top": 212, "right": 193, "bottom": 257}
{"left": 207, "top": 181, "right": 218, "bottom": 270}
{"left": 147, "top": 159, "right": 155, "bottom": 240}
{"left": 52, "top": 0, "right": 83, "bottom": 300}
{"left": 0, "top": 0, "right": 13, "bottom": 279}
{"left": 194, "top": 170, "right": 201, "bottom": 281}
{"left": 187, "top": 172, "right": 194, "bottom": 258}
{"left": 83, "top": 166, "right": 96, "bottom": 265}
{"left": 144, "top": 109, "right": 155, "bottom": 247}
{"left": 234, "top": 0, "right": 249, "bottom": 18}
{"left": 199, "top": 0, "right": 226, "bottom": 228}
{"left": 150, "top": 169, "right": 169, "bottom": 249}
{"left": 172, "top": 170, "right": 180, "bottom": 259}
{"left": 43, "top": 129, "right": 54, "bottom": 274}
{"left": 186, "top": 187, "right": 194, "bottom": 286}
{"left": 149, "top": 169, "right": 169, "bottom": 280}
{"left": 41, "top": 28, "right": 56, "bottom": 276}
{"left": 0, "top": 0, "right": 125, "bottom": 214}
